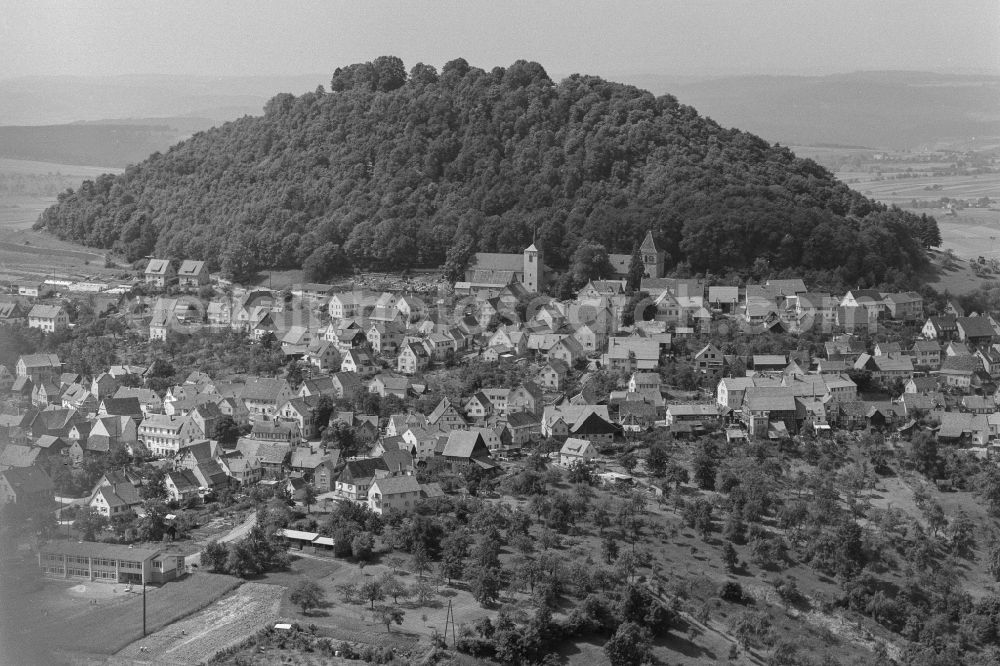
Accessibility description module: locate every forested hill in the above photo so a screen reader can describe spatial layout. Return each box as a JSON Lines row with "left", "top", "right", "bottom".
{"left": 36, "top": 57, "right": 940, "bottom": 289}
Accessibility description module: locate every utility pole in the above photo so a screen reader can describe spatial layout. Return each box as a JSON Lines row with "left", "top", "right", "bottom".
{"left": 142, "top": 578, "right": 147, "bottom": 637}
{"left": 444, "top": 598, "right": 456, "bottom": 647}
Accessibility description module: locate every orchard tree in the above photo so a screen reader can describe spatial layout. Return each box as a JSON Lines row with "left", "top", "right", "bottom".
{"left": 302, "top": 483, "right": 318, "bottom": 514}
{"left": 361, "top": 579, "right": 384, "bottom": 609}
{"left": 289, "top": 578, "right": 326, "bottom": 614}
{"left": 619, "top": 452, "right": 637, "bottom": 475}
{"left": 723, "top": 542, "right": 739, "bottom": 572}
{"left": 645, "top": 443, "right": 669, "bottom": 478}
{"left": 604, "top": 621, "right": 651, "bottom": 666}
{"left": 909, "top": 431, "right": 940, "bottom": 479}
{"left": 213, "top": 416, "right": 242, "bottom": 446}
{"left": 73, "top": 507, "right": 108, "bottom": 541}
{"left": 373, "top": 604, "right": 405, "bottom": 632}
{"left": 693, "top": 442, "right": 717, "bottom": 490}
{"left": 202, "top": 540, "right": 229, "bottom": 573}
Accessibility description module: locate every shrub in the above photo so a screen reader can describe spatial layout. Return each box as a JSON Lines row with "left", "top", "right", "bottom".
{"left": 720, "top": 581, "right": 746, "bottom": 603}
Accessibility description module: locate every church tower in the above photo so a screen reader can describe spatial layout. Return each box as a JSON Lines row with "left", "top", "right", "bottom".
{"left": 640, "top": 230, "right": 665, "bottom": 278}
{"left": 523, "top": 242, "right": 543, "bottom": 293}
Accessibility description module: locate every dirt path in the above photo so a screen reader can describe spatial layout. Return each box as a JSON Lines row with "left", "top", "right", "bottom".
{"left": 114, "top": 582, "right": 285, "bottom": 665}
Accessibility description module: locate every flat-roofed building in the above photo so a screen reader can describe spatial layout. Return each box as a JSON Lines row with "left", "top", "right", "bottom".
{"left": 38, "top": 541, "right": 185, "bottom": 584}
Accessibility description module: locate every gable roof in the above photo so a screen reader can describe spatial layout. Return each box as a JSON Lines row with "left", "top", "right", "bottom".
{"left": 339, "top": 457, "right": 389, "bottom": 483}
{"left": 93, "top": 480, "right": 142, "bottom": 508}
{"left": 18, "top": 353, "right": 61, "bottom": 369}
{"left": 442, "top": 430, "right": 488, "bottom": 459}
{"left": 957, "top": 316, "right": 996, "bottom": 339}
{"left": 145, "top": 259, "right": 172, "bottom": 275}
{"left": 1, "top": 466, "right": 54, "bottom": 496}
{"left": 0, "top": 444, "right": 41, "bottom": 468}
{"left": 178, "top": 260, "right": 206, "bottom": 276}
{"left": 370, "top": 475, "right": 421, "bottom": 495}
{"left": 560, "top": 437, "right": 594, "bottom": 456}
{"left": 28, "top": 304, "right": 65, "bottom": 319}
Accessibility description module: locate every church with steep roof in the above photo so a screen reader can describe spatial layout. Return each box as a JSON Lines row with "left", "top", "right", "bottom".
{"left": 608, "top": 231, "right": 665, "bottom": 280}
{"left": 460, "top": 243, "right": 548, "bottom": 296}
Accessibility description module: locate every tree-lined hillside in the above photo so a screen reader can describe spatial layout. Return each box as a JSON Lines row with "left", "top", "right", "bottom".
{"left": 36, "top": 56, "right": 939, "bottom": 287}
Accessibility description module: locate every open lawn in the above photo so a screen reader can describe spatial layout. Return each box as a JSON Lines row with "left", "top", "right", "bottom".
{"left": 264, "top": 551, "right": 458, "bottom": 652}
{"left": 923, "top": 249, "right": 997, "bottom": 295}
{"left": 0, "top": 562, "right": 240, "bottom": 665}
{"left": 936, "top": 209, "right": 1000, "bottom": 260}
{"left": 0, "top": 221, "right": 125, "bottom": 284}
{"left": 0, "top": 158, "right": 127, "bottom": 284}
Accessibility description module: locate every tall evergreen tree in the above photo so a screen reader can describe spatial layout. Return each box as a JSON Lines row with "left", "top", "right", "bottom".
{"left": 626, "top": 243, "right": 644, "bottom": 293}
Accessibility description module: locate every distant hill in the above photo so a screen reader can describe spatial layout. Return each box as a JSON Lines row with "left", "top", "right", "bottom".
{"left": 620, "top": 71, "right": 1000, "bottom": 150}
{"left": 35, "top": 57, "right": 939, "bottom": 290}
{"left": 0, "top": 74, "right": 324, "bottom": 126}
{"left": 0, "top": 122, "right": 210, "bottom": 168}
{"left": 0, "top": 74, "right": 326, "bottom": 167}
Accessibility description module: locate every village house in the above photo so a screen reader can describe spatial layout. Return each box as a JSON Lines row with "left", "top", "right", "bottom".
{"left": 956, "top": 316, "right": 996, "bottom": 347}
{"left": 278, "top": 396, "right": 323, "bottom": 439}
{"left": 440, "top": 430, "right": 496, "bottom": 472}
{"left": 177, "top": 260, "right": 209, "bottom": 287}
{"left": 397, "top": 342, "right": 430, "bottom": 375}
{"left": 367, "top": 475, "right": 422, "bottom": 515}
{"left": 305, "top": 340, "right": 341, "bottom": 372}
{"left": 628, "top": 372, "right": 660, "bottom": 393}
{"left": 328, "top": 292, "right": 365, "bottom": 320}
{"left": 840, "top": 289, "right": 886, "bottom": 317}
{"left": 693, "top": 344, "right": 724, "bottom": 372}
{"left": 881, "top": 292, "right": 923, "bottom": 321}
{"left": 341, "top": 349, "right": 377, "bottom": 377}
{"left": 335, "top": 458, "right": 391, "bottom": 502}
{"left": 463, "top": 392, "right": 495, "bottom": 421}
{"left": 0, "top": 301, "right": 25, "bottom": 327}
{"left": 241, "top": 377, "right": 294, "bottom": 422}
{"left": 547, "top": 336, "right": 586, "bottom": 367}
{"left": 164, "top": 469, "right": 201, "bottom": 503}
{"left": 508, "top": 381, "right": 544, "bottom": 416}
{"left": 911, "top": 340, "right": 942, "bottom": 369}
{"left": 537, "top": 360, "right": 569, "bottom": 390}
{"left": 665, "top": 404, "right": 719, "bottom": 427}
{"left": 144, "top": 259, "right": 176, "bottom": 287}
{"left": 559, "top": 437, "right": 597, "bottom": 467}
{"left": 922, "top": 315, "right": 958, "bottom": 341}
{"left": 220, "top": 451, "right": 262, "bottom": 486}
{"left": 16, "top": 353, "right": 62, "bottom": 383}
{"left": 89, "top": 476, "right": 143, "bottom": 517}
{"left": 708, "top": 285, "right": 740, "bottom": 312}
{"left": 138, "top": 414, "right": 197, "bottom": 457}
{"left": 541, "top": 404, "right": 618, "bottom": 443}
{"left": 369, "top": 374, "right": 411, "bottom": 399}
{"left": 27, "top": 304, "right": 69, "bottom": 333}
{"left": 853, "top": 353, "right": 914, "bottom": 382}
{"left": 0, "top": 467, "right": 54, "bottom": 509}
{"left": 742, "top": 390, "right": 798, "bottom": 438}
{"left": 428, "top": 397, "right": 468, "bottom": 430}
{"left": 502, "top": 411, "right": 542, "bottom": 449}
{"left": 368, "top": 322, "right": 405, "bottom": 356}
{"left": 938, "top": 355, "right": 985, "bottom": 391}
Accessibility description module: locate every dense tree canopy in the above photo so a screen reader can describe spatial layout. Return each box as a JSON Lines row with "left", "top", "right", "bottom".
{"left": 37, "top": 56, "right": 936, "bottom": 288}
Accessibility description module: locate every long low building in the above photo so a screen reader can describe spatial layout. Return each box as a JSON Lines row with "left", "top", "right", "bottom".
{"left": 38, "top": 541, "right": 185, "bottom": 584}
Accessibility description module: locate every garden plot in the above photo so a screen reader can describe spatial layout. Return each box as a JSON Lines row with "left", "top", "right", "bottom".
{"left": 116, "top": 582, "right": 285, "bottom": 665}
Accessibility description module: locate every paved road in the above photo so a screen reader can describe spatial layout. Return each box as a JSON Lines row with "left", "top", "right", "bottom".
{"left": 184, "top": 513, "right": 257, "bottom": 568}
{"left": 218, "top": 512, "right": 257, "bottom": 544}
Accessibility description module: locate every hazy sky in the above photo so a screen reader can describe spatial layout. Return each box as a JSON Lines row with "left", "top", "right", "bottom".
{"left": 1, "top": 0, "right": 998, "bottom": 80}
